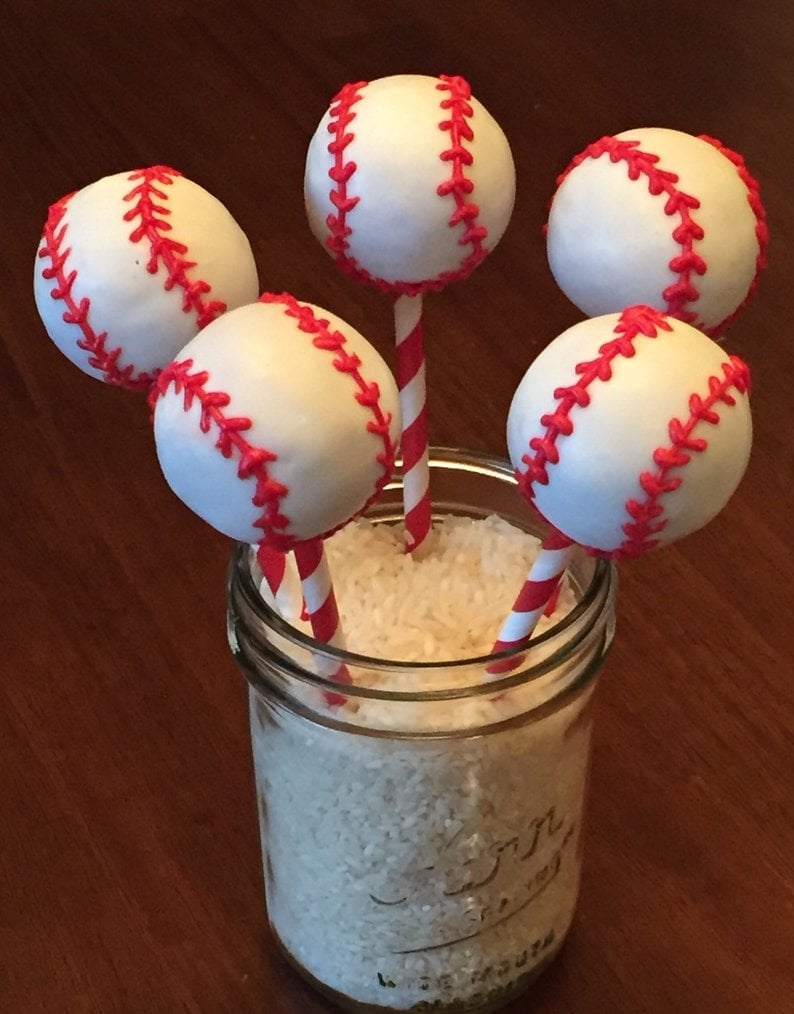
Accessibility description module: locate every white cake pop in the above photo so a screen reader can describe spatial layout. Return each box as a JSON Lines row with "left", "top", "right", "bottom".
{"left": 34, "top": 166, "right": 259, "bottom": 390}
{"left": 506, "top": 305, "right": 752, "bottom": 559}
{"left": 304, "top": 73, "right": 516, "bottom": 294}
{"left": 152, "top": 293, "right": 401, "bottom": 548}
{"left": 545, "top": 128, "right": 768, "bottom": 337}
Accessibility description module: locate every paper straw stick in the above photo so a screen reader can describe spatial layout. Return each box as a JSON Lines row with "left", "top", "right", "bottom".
{"left": 292, "top": 538, "right": 352, "bottom": 705}
{"left": 256, "top": 543, "right": 287, "bottom": 598}
{"left": 487, "top": 529, "right": 574, "bottom": 676}
{"left": 395, "top": 292, "right": 431, "bottom": 553}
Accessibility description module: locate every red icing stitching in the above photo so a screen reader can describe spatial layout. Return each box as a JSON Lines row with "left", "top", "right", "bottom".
{"left": 619, "top": 354, "right": 750, "bottom": 558}
{"left": 551, "top": 136, "right": 708, "bottom": 328}
{"left": 324, "top": 75, "right": 486, "bottom": 295}
{"left": 37, "top": 191, "right": 154, "bottom": 391}
{"left": 123, "top": 166, "right": 227, "bottom": 329}
{"left": 260, "top": 293, "right": 397, "bottom": 518}
{"left": 435, "top": 74, "right": 488, "bottom": 273}
{"left": 698, "top": 134, "right": 769, "bottom": 337}
{"left": 518, "top": 305, "right": 671, "bottom": 494}
{"left": 151, "top": 294, "right": 397, "bottom": 548}
{"left": 151, "top": 359, "right": 291, "bottom": 547}
{"left": 517, "top": 305, "right": 751, "bottom": 561}
{"left": 36, "top": 166, "right": 227, "bottom": 391}
{"left": 325, "top": 80, "right": 368, "bottom": 264}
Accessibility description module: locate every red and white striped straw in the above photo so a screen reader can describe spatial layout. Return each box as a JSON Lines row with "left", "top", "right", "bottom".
{"left": 487, "top": 529, "right": 574, "bottom": 677}
{"left": 292, "top": 537, "right": 352, "bottom": 706}
{"left": 395, "top": 293, "right": 432, "bottom": 554}
{"left": 256, "top": 543, "right": 287, "bottom": 598}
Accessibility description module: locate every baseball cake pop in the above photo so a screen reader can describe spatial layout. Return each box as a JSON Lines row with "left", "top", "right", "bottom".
{"left": 506, "top": 304, "right": 752, "bottom": 559}
{"left": 304, "top": 73, "right": 515, "bottom": 552}
{"left": 545, "top": 128, "right": 768, "bottom": 338}
{"left": 488, "top": 303, "right": 752, "bottom": 673}
{"left": 34, "top": 165, "right": 260, "bottom": 391}
{"left": 304, "top": 73, "right": 515, "bottom": 293}
{"left": 152, "top": 292, "right": 401, "bottom": 549}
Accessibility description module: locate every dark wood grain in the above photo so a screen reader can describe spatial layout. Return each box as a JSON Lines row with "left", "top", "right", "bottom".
{"left": 1, "top": 1, "right": 791, "bottom": 1011}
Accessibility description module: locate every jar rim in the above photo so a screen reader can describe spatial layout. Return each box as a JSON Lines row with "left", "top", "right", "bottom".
{"left": 228, "top": 447, "right": 617, "bottom": 701}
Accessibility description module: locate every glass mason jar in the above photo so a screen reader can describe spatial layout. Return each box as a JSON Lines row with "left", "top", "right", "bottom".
{"left": 227, "top": 448, "right": 617, "bottom": 1013}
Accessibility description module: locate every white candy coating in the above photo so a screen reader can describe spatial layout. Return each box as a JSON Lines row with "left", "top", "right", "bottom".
{"left": 304, "top": 74, "right": 515, "bottom": 291}
{"left": 34, "top": 167, "right": 259, "bottom": 388}
{"left": 153, "top": 297, "right": 401, "bottom": 546}
{"left": 546, "top": 128, "right": 766, "bottom": 335}
{"left": 507, "top": 307, "right": 752, "bottom": 557}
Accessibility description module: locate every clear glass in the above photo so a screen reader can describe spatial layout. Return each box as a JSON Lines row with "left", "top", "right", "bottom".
{"left": 227, "top": 448, "right": 617, "bottom": 1013}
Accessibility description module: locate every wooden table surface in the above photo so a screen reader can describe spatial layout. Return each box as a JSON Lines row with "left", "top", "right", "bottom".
{"left": 2, "top": 2, "right": 791, "bottom": 1011}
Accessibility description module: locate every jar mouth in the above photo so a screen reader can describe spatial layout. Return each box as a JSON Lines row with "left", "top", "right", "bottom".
{"left": 228, "top": 447, "right": 617, "bottom": 701}
{"left": 232, "top": 546, "right": 610, "bottom": 673}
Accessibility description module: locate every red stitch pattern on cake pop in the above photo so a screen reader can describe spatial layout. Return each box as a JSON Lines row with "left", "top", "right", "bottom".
{"left": 551, "top": 137, "right": 709, "bottom": 329}
{"left": 37, "top": 193, "right": 154, "bottom": 391}
{"left": 324, "top": 75, "right": 486, "bottom": 296}
{"left": 518, "top": 306, "right": 671, "bottom": 493}
{"left": 617, "top": 354, "right": 750, "bottom": 558}
{"left": 261, "top": 292, "right": 397, "bottom": 503}
{"left": 325, "top": 80, "right": 367, "bottom": 261}
{"left": 517, "top": 305, "right": 751, "bottom": 561}
{"left": 123, "top": 167, "right": 227, "bottom": 329}
{"left": 435, "top": 74, "right": 488, "bottom": 270}
{"left": 36, "top": 167, "right": 228, "bottom": 391}
{"left": 698, "top": 134, "right": 769, "bottom": 337}
{"left": 151, "top": 359, "right": 292, "bottom": 547}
